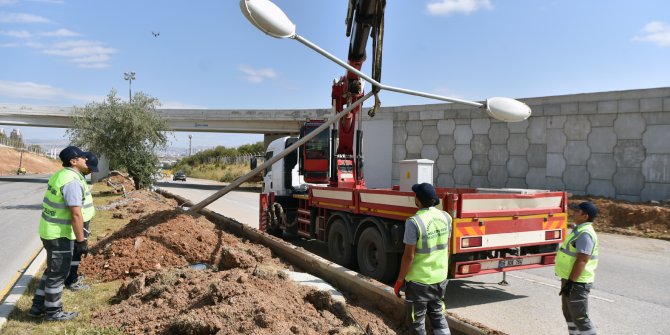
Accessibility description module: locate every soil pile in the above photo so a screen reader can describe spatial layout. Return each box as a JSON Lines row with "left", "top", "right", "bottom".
{"left": 570, "top": 196, "right": 670, "bottom": 240}
{"left": 100, "top": 173, "right": 137, "bottom": 193}
{"left": 83, "top": 189, "right": 401, "bottom": 334}
{"left": 92, "top": 267, "right": 397, "bottom": 334}
{"left": 0, "top": 146, "right": 61, "bottom": 175}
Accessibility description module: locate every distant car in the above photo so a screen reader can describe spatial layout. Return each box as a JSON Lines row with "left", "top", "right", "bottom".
{"left": 173, "top": 172, "right": 186, "bottom": 181}
{"left": 17, "top": 167, "right": 26, "bottom": 175}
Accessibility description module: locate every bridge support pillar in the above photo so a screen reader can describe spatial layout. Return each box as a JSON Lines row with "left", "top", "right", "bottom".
{"left": 91, "top": 155, "right": 110, "bottom": 183}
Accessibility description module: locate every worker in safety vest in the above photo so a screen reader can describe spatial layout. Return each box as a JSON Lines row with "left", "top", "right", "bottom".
{"left": 394, "top": 183, "right": 452, "bottom": 335}
{"left": 28, "top": 146, "right": 96, "bottom": 321}
{"left": 555, "top": 201, "right": 599, "bottom": 335}
{"left": 63, "top": 152, "right": 99, "bottom": 291}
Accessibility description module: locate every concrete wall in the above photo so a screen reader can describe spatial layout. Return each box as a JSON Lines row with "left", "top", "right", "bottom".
{"left": 385, "top": 87, "right": 670, "bottom": 201}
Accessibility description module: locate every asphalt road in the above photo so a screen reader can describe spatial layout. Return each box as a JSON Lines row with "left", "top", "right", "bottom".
{"left": 162, "top": 177, "right": 670, "bottom": 335}
{"left": 0, "top": 175, "right": 48, "bottom": 299}
{"left": 154, "top": 177, "right": 260, "bottom": 227}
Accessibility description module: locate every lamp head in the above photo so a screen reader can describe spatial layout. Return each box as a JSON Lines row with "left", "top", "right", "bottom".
{"left": 485, "top": 97, "right": 532, "bottom": 122}
{"left": 240, "top": 0, "right": 296, "bottom": 38}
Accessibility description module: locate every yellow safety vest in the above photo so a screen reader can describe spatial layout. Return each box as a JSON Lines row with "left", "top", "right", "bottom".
{"left": 39, "top": 168, "right": 95, "bottom": 240}
{"left": 405, "top": 207, "right": 452, "bottom": 284}
{"left": 555, "top": 222, "right": 599, "bottom": 283}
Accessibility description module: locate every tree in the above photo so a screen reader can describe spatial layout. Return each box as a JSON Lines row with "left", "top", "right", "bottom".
{"left": 66, "top": 90, "right": 171, "bottom": 189}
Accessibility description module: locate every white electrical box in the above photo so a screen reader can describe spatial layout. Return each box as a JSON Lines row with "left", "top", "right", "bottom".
{"left": 399, "top": 159, "right": 434, "bottom": 192}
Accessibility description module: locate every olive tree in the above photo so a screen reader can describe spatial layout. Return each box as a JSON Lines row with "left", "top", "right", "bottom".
{"left": 67, "top": 90, "right": 172, "bottom": 189}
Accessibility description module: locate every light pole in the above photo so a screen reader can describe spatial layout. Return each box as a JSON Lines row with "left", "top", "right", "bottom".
{"left": 188, "top": 134, "right": 192, "bottom": 157}
{"left": 123, "top": 71, "right": 136, "bottom": 102}
{"left": 186, "top": 0, "right": 532, "bottom": 213}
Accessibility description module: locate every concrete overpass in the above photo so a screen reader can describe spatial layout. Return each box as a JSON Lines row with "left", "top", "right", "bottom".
{"left": 0, "top": 103, "right": 330, "bottom": 136}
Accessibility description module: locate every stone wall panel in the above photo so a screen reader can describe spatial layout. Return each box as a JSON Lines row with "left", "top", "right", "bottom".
{"left": 614, "top": 140, "right": 645, "bottom": 168}
{"left": 507, "top": 156, "right": 529, "bottom": 178}
{"left": 614, "top": 114, "right": 645, "bottom": 139}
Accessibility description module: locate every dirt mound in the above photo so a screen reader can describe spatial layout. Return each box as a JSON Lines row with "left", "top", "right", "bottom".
{"left": 92, "top": 266, "right": 397, "bottom": 334}
{"left": 570, "top": 196, "right": 670, "bottom": 240}
{"left": 84, "top": 189, "right": 401, "bottom": 334}
{"left": 100, "top": 173, "right": 137, "bottom": 193}
{"left": 0, "top": 145, "right": 61, "bottom": 175}
{"left": 81, "top": 190, "right": 284, "bottom": 282}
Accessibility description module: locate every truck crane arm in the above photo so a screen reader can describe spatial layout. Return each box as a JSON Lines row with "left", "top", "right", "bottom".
{"left": 330, "top": 0, "right": 385, "bottom": 188}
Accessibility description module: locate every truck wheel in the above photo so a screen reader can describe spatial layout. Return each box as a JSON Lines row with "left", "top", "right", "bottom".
{"left": 357, "top": 226, "right": 398, "bottom": 283}
{"left": 328, "top": 219, "right": 354, "bottom": 268}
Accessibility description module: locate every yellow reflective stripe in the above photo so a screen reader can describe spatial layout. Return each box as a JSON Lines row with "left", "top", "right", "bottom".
{"left": 411, "top": 303, "right": 415, "bottom": 322}
{"left": 43, "top": 197, "right": 67, "bottom": 209}
{"left": 41, "top": 212, "right": 71, "bottom": 225}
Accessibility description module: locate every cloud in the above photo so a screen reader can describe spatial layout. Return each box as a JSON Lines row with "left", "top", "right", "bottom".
{"left": 633, "top": 21, "right": 670, "bottom": 47}
{"left": 0, "top": 80, "right": 103, "bottom": 102}
{"left": 0, "top": 29, "right": 31, "bottom": 38}
{"left": 238, "top": 65, "right": 277, "bottom": 83}
{"left": 427, "top": 0, "right": 493, "bottom": 16}
{"left": 0, "top": 12, "right": 51, "bottom": 23}
{"left": 42, "top": 39, "right": 117, "bottom": 68}
{"left": 0, "top": 0, "right": 18, "bottom": 6}
{"left": 42, "top": 28, "right": 81, "bottom": 37}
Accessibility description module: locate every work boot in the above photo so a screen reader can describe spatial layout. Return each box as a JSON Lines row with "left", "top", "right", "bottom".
{"left": 66, "top": 276, "right": 90, "bottom": 291}
{"left": 27, "top": 306, "right": 45, "bottom": 318}
{"left": 66, "top": 281, "right": 90, "bottom": 291}
{"left": 45, "top": 311, "right": 78, "bottom": 321}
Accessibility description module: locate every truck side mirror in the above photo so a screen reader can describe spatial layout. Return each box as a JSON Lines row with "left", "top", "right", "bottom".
{"left": 250, "top": 157, "right": 258, "bottom": 170}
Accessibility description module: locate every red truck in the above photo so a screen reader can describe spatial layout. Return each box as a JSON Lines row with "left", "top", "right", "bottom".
{"left": 244, "top": 0, "right": 568, "bottom": 283}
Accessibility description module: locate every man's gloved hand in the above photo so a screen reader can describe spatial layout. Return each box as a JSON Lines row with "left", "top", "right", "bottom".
{"left": 559, "top": 279, "right": 574, "bottom": 296}
{"left": 394, "top": 280, "right": 404, "bottom": 297}
{"left": 75, "top": 239, "right": 89, "bottom": 257}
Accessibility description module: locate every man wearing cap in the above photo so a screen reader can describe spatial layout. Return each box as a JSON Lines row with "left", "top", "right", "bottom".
{"left": 63, "top": 152, "right": 98, "bottom": 291}
{"left": 394, "top": 183, "right": 452, "bottom": 335}
{"left": 28, "top": 146, "right": 96, "bottom": 321}
{"left": 555, "top": 201, "right": 599, "bottom": 335}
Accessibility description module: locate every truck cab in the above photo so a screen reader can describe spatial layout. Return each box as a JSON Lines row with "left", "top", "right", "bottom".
{"left": 262, "top": 136, "right": 304, "bottom": 196}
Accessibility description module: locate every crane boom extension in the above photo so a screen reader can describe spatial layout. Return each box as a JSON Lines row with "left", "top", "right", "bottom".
{"left": 331, "top": 0, "right": 385, "bottom": 188}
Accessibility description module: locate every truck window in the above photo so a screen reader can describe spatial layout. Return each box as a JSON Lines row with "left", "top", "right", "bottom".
{"left": 264, "top": 151, "right": 273, "bottom": 176}
{"left": 304, "top": 130, "right": 329, "bottom": 159}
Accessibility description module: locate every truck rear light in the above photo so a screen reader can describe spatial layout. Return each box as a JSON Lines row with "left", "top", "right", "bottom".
{"left": 545, "top": 230, "right": 561, "bottom": 240}
{"left": 542, "top": 255, "right": 556, "bottom": 265}
{"left": 461, "top": 236, "right": 482, "bottom": 248}
{"left": 459, "top": 263, "right": 481, "bottom": 275}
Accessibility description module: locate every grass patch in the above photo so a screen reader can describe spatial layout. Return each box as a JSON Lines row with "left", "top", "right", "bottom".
{"left": 179, "top": 163, "right": 261, "bottom": 183}
{"left": 0, "top": 183, "right": 130, "bottom": 335}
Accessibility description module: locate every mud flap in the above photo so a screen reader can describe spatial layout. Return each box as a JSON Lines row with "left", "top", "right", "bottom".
{"left": 259, "top": 193, "right": 270, "bottom": 232}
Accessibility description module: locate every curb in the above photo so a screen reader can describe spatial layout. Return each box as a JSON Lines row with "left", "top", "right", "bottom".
{"left": 158, "top": 188, "right": 493, "bottom": 335}
{"left": 0, "top": 247, "right": 46, "bottom": 331}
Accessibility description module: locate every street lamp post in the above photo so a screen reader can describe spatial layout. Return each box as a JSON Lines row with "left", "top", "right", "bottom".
{"left": 123, "top": 71, "right": 136, "bottom": 102}
{"left": 188, "top": 135, "right": 192, "bottom": 157}
{"left": 186, "top": 0, "right": 533, "bottom": 213}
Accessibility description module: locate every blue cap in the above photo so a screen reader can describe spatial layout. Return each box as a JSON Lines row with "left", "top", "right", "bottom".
{"left": 59, "top": 146, "right": 86, "bottom": 164}
{"left": 84, "top": 152, "right": 99, "bottom": 172}
{"left": 569, "top": 201, "right": 598, "bottom": 218}
{"left": 411, "top": 183, "right": 440, "bottom": 207}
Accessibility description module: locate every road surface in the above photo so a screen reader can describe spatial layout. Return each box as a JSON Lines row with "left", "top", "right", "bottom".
{"left": 154, "top": 177, "right": 259, "bottom": 227}
{"left": 0, "top": 175, "right": 47, "bottom": 300}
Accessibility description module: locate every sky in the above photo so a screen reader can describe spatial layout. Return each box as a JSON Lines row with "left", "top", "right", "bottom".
{"left": 1, "top": 0, "right": 669, "bottom": 150}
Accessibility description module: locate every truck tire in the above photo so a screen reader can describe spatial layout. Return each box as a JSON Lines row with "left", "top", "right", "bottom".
{"left": 328, "top": 219, "right": 354, "bottom": 268}
{"left": 357, "top": 226, "right": 399, "bottom": 283}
